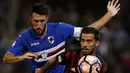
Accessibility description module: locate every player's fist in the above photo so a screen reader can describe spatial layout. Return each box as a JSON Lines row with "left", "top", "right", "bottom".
{"left": 35, "top": 68, "right": 43, "bottom": 73}
{"left": 19, "top": 52, "right": 38, "bottom": 60}
{"left": 107, "top": 0, "right": 120, "bottom": 16}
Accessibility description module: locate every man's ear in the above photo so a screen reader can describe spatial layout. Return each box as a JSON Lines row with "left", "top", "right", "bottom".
{"left": 96, "top": 41, "right": 99, "bottom": 46}
{"left": 44, "top": 16, "right": 48, "bottom": 23}
{"left": 46, "top": 15, "right": 49, "bottom": 21}
{"left": 29, "top": 16, "right": 32, "bottom": 22}
{"left": 28, "top": 16, "right": 32, "bottom": 25}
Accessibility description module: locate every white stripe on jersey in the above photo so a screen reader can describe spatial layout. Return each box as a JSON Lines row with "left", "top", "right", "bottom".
{"left": 34, "top": 48, "right": 65, "bottom": 62}
{"left": 73, "top": 27, "right": 82, "bottom": 37}
{"left": 32, "top": 41, "right": 65, "bottom": 55}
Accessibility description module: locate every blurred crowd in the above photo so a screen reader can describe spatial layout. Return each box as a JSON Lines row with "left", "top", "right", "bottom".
{"left": 0, "top": 0, "right": 130, "bottom": 73}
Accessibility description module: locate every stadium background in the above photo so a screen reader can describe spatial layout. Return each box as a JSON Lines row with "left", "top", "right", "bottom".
{"left": 0, "top": 0, "right": 130, "bottom": 73}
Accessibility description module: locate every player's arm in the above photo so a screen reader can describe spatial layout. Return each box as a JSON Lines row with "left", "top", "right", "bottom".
{"left": 88, "top": 0, "right": 120, "bottom": 30}
{"left": 3, "top": 52, "right": 24, "bottom": 64}
{"left": 3, "top": 34, "right": 38, "bottom": 64}
{"left": 35, "top": 57, "right": 57, "bottom": 73}
{"left": 3, "top": 52, "right": 38, "bottom": 64}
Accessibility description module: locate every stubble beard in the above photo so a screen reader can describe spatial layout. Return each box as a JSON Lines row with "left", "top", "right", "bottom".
{"left": 82, "top": 48, "right": 95, "bottom": 56}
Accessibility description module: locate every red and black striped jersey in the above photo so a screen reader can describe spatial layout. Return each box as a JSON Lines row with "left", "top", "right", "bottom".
{"left": 56, "top": 52, "right": 108, "bottom": 73}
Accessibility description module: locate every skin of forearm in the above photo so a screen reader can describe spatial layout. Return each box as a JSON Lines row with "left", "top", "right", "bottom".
{"left": 88, "top": 12, "right": 113, "bottom": 30}
{"left": 41, "top": 58, "right": 57, "bottom": 72}
{"left": 3, "top": 53, "right": 25, "bottom": 64}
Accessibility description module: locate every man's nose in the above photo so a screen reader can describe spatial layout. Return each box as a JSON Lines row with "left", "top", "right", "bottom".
{"left": 37, "top": 21, "right": 42, "bottom": 25}
{"left": 83, "top": 41, "right": 89, "bottom": 46}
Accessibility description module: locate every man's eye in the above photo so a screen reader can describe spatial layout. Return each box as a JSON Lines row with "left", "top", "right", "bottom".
{"left": 34, "top": 20, "right": 39, "bottom": 22}
{"left": 87, "top": 40, "right": 92, "bottom": 43}
{"left": 40, "top": 20, "right": 45, "bottom": 22}
{"left": 81, "top": 38, "right": 85, "bottom": 42}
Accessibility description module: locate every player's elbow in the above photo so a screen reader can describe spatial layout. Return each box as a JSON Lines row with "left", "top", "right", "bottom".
{"left": 3, "top": 56, "right": 9, "bottom": 64}
{"left": 3, "top": 53, "right": 12, "bottom": 64}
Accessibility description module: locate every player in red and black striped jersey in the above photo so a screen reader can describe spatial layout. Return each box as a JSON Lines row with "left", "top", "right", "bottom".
{"left": 56, "top": 52, "right": 107, "bottom": 73}
{"left": 35, "top": 27, "right": 108, "bottom": 73}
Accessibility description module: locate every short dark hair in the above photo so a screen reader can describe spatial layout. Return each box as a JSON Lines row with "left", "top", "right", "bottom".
{"left": 80, "top": 27, "right": 99, "bottom": 41}
{"left": 32, "top": 3, "right": 48, "bottom": 15}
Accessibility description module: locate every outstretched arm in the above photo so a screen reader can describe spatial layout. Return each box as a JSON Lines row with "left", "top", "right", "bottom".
{"left": 3, "top": 52, "right": 38, "bottom": 64}
{"left": 88, "top": 0, "right": 120, "bottom": 30}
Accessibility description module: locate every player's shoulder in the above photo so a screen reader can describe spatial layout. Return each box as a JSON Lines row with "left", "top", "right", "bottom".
{"left": 96, "top": 54, "right": 108, "bottom": 67}
{"left": 47, "top": 22, "right": 74, "bottom": 28}
{"left": 47, "top": 22, "right": 69, "bottom": 25}
{"left": 17, "top": 28, "right": 32, "bottom": 39}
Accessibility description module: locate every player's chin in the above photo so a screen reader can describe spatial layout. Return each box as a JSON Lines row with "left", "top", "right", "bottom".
{"left": 36, "top": 31, "right": 42, "bottom": 35}
{"left": 82, "top": 50, "right": 90, "bottom": 55}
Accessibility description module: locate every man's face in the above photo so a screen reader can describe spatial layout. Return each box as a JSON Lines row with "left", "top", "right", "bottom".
{"left": 80, "top": 33, "right": 99, "bottom": 55}
{"left": 30, "top": 13, "right": 48, "bottom": 35}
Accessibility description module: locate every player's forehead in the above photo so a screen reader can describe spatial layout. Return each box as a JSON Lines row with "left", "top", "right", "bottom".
{"left": 31, "top": 12, "right": 47, "bottom": 20}
{"left": 81, "top": 33, "right": 95, "bottom": 40}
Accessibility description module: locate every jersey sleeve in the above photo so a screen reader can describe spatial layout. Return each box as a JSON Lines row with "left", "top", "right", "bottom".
{"left": 57, "top": 22, "right": 82, "bottom": 39}
{"left": 73, "top": 27, "right": 82, "bottom": 37}
{"left": 7, "top": 34, "right": 27, "bottom": 56}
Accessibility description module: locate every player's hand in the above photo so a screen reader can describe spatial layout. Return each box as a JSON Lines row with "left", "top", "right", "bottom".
{"left": 35, "top": 68, "right": 44, "bottom": 73}
{"left": 107, "top": 0, "right": 120, "bottom": 16}
{"left": 19, "top": 52, "right": 38, "bottom": 60}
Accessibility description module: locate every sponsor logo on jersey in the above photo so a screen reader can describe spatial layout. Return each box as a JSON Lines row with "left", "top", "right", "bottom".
{"left": 31, "top": 42, "right": 39, "bottom": 46}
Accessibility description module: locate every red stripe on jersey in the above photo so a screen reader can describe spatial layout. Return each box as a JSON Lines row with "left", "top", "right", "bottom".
{"left": 70, "top": 52, "right": 77, "bottom": 68}
{"left": 48, "top": 45, "right": 65, "bottom": 56}
{"left": 37, "top": 45, "right": 65, "bottom": 59}
{"left": 65, "top": 52, "right": 77, "bottom": 73}
{"left": 66, "top": 52, "right": 71, "bottom": 61}
{"left": 101, "top": 66, "right": 107, "bottom": 73}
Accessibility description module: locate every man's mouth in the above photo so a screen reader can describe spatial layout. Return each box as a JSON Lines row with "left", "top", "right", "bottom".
{"left": 83, "top": 48, "right": 89, "bottom": 51}
{"left": 36, "top": 28, "right": 42, "bottom": 32}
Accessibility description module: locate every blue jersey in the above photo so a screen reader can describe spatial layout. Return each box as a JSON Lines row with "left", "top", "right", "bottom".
{"left": 7, "top": 22, "right": 82, "bottom": 73}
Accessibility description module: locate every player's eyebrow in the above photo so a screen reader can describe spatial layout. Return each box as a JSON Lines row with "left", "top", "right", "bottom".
{"left": 34, "top": 19, "right": 45, "bottom": 22}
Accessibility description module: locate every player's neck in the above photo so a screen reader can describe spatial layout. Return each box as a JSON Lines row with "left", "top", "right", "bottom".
{"left": 92, "top": 50, "right": 96, "bottom": 56}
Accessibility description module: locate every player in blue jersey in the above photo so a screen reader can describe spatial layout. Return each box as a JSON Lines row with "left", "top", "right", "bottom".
{"left": 3, "top": 0, "right": 120, "bottom": 73}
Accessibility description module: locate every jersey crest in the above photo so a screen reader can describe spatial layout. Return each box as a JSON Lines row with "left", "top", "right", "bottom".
{"left": 48, "top": 36, "right": 54, "bottom": 44}
{"left": 41, "top": 52, "right": 48, "bottom": 60}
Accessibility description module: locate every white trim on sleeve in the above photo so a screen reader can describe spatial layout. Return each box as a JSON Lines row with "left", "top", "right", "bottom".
{"left": 73, "top": 27, "right": 82, "bottom": 37}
